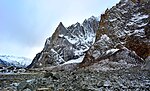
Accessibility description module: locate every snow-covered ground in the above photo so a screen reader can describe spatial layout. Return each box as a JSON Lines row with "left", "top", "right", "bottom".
{"left": 63, "top": 55, "right": 85, "bottom": 64}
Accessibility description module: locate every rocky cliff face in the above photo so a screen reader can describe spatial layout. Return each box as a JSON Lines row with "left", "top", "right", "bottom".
{"left": 28, "top": 16, "right": 99, "bottom": 68}
{"left": 80, "top": 0, "right": 150, "bottom": 67}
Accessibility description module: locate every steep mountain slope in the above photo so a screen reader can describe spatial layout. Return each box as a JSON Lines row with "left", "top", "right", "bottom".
{"left": 0, "top": 55, "right": 31, "bottom": 67}
{"left": 28, "top": 16, "right": 99, "bottom": 68}
{"left": 80, "top": 0, "right": 150, "bottom": 68}
{"left": 0, "top": 59, "right": 11, "bottom": 67}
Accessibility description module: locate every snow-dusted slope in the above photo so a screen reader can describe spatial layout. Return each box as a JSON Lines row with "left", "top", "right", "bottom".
{"left": 28, "top": 16, "right": 99, "bottom": 68}
{"left": 0, "top": 55, "right": 32, "bottom": 67}
{"left": 80, "top": 0, "right": 149, "bottom": 68}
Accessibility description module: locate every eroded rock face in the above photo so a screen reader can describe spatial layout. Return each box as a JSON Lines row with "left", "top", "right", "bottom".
{"left": 80, "top": 0, "right": 150, "bottom": 67}
{"left": 28, "top": 16, "right": 99, "bottom": 68}
{"left": 143, "top": 56, "right": 150, "bottom": 70}
{"left": 126, "top": 35, "right": 150, "bottom": 59}
{"left": 80, "top": 49, "right": 144, "bottom": 68}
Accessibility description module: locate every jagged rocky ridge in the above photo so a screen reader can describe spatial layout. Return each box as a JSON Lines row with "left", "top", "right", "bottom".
{"left": 80, "top": 0, "right": 150, "bottom": 69}
{"left": 28, "top": 16, "right": 99, "bottom": 68}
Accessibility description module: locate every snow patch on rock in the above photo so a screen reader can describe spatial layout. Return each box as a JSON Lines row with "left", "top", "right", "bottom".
{"left": 63, "top": 55, "right": 85, "bottom": 64}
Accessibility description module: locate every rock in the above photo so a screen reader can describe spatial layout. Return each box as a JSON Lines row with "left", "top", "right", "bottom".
{"left": 47, "top": 85, "right": 55, "bottom": 91}
{"left": 44, "top": 72, "right": 60, "bottom": 80}
{"left": 43, "top": 72, "right": 54, "bottom": 78}
{"left": 3, "top": 87, "right": 14, "bottom": 91}
{"left": 52, "top": 73, "right": 60, "bottom": 80}
{"left": 2, "top": 65, "right": 150, "bottom": 90}
{"left": 97, "top": 81, "right": 104, "bottom": 88}
{"left": 17, "top": 80, "right": 35, "bottom": 91}
{"left": 58, "top": 88, "right": 65, "bottom": 91}
{"left": 142, "top": 56, "right": 150, "bottom": 70}
{"left": 125, "top": 35, "right": 150, "bottom": 59}
{"left": 80, "top": 0, "right": 149, "bottom": 69}
{"left": 80, "top": 49, "right": 144, "bottom": 71}
{"left": 17, "top": 82, "right": 33, "bottom": 91}
{"left": 103, "top": 80, "right": 111, "bottom": 87}
{"left": 28, "top": 16, "right": 99, "bottom": 68}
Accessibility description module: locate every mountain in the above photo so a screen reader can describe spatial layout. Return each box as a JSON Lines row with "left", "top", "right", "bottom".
{"left": 0, "top": 55, "right": 32, "bottom": 68}
{"left": 1, "top": 0, "right": 150, "bottom": 90}
{"left": 79, "top": 0, "right": 150, "bottom": 70}
{"left": 28, "top": 0, "right": 149, "bottom": 70}
{"left": 28, "top": 16, "right": 99, "bottom": 68}
{"left": 0, "top": 59, "right": 11, "bottom": 67}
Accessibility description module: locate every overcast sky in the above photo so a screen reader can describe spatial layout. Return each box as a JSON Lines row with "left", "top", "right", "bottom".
{"left": 0, "top": 0, "right": 120, "bottom": 59}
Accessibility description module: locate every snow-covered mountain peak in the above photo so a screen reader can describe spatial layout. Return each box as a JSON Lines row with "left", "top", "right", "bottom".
{"left": 28, "top": 16, "right": 99, "bottom": 68}
{"left": 0, "top": 55, "right": 32, "bottom": 67}
{"left": 88, "top": 16, "right": 99, "bottom": 22}
{"left": 55, "top": 22, "right": 68, "bottom": 34}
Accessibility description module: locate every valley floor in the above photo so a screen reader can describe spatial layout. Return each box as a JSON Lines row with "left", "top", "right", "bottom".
{"left": 0, "top": 66, "right": 150, "bottom": 91}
